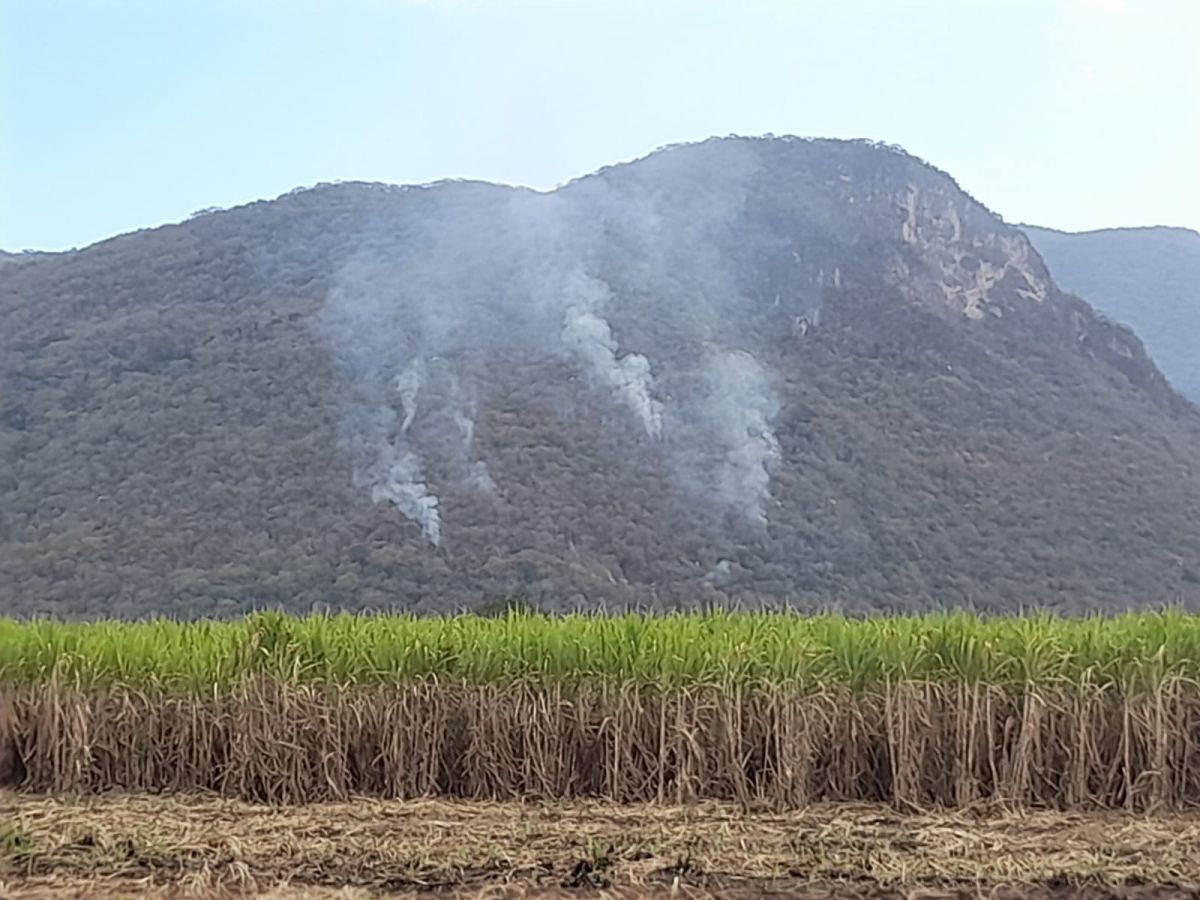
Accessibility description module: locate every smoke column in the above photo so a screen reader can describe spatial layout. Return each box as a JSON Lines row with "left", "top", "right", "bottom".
{"left": 317, "top": 151, "right": 764, "bottom": 542}
{"left": 559, "top": 271, "right": 664, "bottom": 440}
{"left": 369, "top": 444, "right": 441, "bottom": 545}
{"left": 340, "top": 399, "right": 442, "bottom": 545}
{"left": 447, "top": 371, "right": 496, "bottom": 493}
{"left": 699, "top": 349, "right": 781, "bottom": 525}
{"left": 317, "top": 275, "right": 443, "bottom": 545}
{"left": 395, "top": 358, "right": 425, "bottom": 433}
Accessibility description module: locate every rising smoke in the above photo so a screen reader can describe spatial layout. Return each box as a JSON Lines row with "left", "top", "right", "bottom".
{"left": 318, "top": 280, "right": 442, "bottom": 544}
{"left": 395, "top": 358, "right": 425, "bottom": 434}
{"left": 369, "top": 444, "right": 441, "bottom": 545}
{"left": 318, "top": 142, "right": 788, "bottom": 543}
{"left": 446, "top": 369, "right": 496, "bottom": 494}
{"left": 559, "top": 271, "right": 663, "bottom": 440}
{"left": 699, "top": 349, "right": 781, "bottom": 525}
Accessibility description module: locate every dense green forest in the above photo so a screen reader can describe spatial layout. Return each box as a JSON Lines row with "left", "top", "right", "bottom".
{"left": 2, "top": 136, "right": 1199, "bottom": 619}
{"left": 1021, "top": 224, "right": 1200, "bottom": 401}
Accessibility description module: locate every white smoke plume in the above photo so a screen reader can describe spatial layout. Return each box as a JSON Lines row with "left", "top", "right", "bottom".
{"left": 697, "top": 349, "right": 781, "bottom": 525}
{"left": 316, "top": 147, "right": 764, "bottom": 543}
{"left": 453, "top": 408, "right": 474, "bottom": 446}
{"left": 343, "top": 401, "right": 442, "bottom": 545}
{"left": 559, "top": 272, "right": 664, "bottom": 440}
{"left": 447, "top": 371, "right": 496, "bottom": 493}
{"left": 317, "top": 272, "right": 445, "bottom": 545}
{"left": 368, "top": 442, "right": 441, "bottom": 545}
{"left": 395, "top": 358, "right": 425, "bottom": 433}
{"left": 466, "top": 459, "right": 498, "bottom": 493}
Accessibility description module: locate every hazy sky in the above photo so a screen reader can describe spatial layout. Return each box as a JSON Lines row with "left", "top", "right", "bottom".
{"left": 2, "top": 0, "right": 1198, "bottom": 251}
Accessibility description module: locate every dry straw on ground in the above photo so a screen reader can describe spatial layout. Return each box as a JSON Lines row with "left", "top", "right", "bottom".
{"left": 4, "top": 885, "right": 1198, "bottom": 900}
{"left": 4, "top": 792, "right": 1200, "bottom": 897}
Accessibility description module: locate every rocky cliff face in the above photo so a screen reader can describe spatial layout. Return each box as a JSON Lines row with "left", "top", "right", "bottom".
{"left": 2, "top": 136, "right": 1199, "bottom": 618}
{"left": 895, "top": 183, "right": 1049, "bottom": 318}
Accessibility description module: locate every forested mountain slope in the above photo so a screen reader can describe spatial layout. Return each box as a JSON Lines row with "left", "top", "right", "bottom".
{"left": 1021, "top": 224, "right": 1200, "bottom": 401}
{"left": 3, "top": 136, "right": 1199, "bottom": 618}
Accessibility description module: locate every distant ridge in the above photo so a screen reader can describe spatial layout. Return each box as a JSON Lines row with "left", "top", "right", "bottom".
{"left": 1021, "top": 223, "right": 1200, "bottom": 401}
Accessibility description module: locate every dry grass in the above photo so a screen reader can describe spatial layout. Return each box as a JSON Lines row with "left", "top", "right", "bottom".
{"left": 4, "top": 791, "right": 1200, "bottom": 897}
{"left": 3, "top": 885, "right": 1199, "bottom": 900}
{"left": 5, "top": 679, "right": 1200, "bottom": 810}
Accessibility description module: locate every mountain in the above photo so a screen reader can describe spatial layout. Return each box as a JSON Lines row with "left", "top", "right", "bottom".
{"left": 1021, "top": 224, "right": 1200, "bottom": 401}
{"left": 4, "top": 136, "right": 1200, "bottom": 619}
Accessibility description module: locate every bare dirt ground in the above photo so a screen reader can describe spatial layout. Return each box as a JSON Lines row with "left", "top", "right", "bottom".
{"left": 3, "top": 791, "right": 1200, "bottom": 899}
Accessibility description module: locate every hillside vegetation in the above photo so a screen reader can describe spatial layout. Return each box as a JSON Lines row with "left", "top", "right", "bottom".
{"left": 3, "top": 136, "right": 1200, "bottom": 617}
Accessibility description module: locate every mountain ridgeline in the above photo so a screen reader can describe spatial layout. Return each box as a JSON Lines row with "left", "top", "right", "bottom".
{"left": 3, "top": 136, "right": 1200, "bottom": 619}
{"left": 1021, "top": 224, "right": 1200, "bottom": 402}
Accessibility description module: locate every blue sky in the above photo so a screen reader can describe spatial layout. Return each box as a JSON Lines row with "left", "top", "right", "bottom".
{"left": 2, "top": 0, "right": 1197, "bottom": 251}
